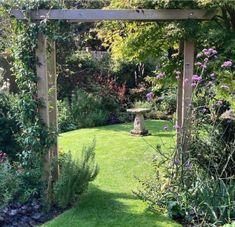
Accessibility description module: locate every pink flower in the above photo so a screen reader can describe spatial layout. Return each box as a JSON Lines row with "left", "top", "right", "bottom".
{"left": 212, "top": 50, "right": 217, "bottom": 55}
{"left": 197, "top": 53, "right": 203, "bottom": 58}
{"left": 184, "top": 79, "right": 189, "bottom": 84}
{"left": 191, "top": 82, "right": 197, "bottom": 87}
{"left": 195, "top": 62, "right": 202, "bottom": 66}
{"left": 202, "top": 48, "right": 217, "bottom": 57}
{"left": 146, "top": 92, "right": 154, "bottom": 101}
{"left": 221, "top": 60, "right": 232, "bottom": 68}
{"left": 156, "top": 72, "right": 165, "bottom": 79}
{"left": 192, "top": 75, "right": 202, "bottom": 82}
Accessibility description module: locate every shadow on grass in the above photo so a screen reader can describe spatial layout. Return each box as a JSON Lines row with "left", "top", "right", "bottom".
{"left": 68, "top": 185, "right": 178, "bottom": 227}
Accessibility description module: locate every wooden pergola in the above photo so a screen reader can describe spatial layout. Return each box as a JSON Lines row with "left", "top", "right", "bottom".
{"left": 12, "top": 9, "right": 214, "bottom": 179}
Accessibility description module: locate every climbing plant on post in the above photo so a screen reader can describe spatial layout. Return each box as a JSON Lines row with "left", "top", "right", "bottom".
{"left": 6, "top": 1, "right": 66, "bottom": 202}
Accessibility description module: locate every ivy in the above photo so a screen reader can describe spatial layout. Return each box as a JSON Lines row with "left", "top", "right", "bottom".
{"left": 2, "top": 1, "right": 69, "bottom": 173}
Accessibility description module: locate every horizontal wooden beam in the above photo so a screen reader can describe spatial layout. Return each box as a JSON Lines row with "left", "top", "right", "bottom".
{"left": 11, "top": 9, "right": 215, "bottom": 22}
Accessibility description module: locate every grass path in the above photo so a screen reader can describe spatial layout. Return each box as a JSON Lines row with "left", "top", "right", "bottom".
{"left": 45, "top": 120, "right": 181, "bottom": 227}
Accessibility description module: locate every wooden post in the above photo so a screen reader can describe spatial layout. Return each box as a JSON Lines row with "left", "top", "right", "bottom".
{"left": 181, "top": 40, "right": 195, "bottom": 154}
{"left": 176, "top": 41, "right": 184, "bottom": 149}
{"left": 176, "top": 72, "right": 183, "bottom": 146}
{"left": 47, "top": 40, "right": 59, "bottom": 180}
{"left": 36, "top": 33, "right": 51, "bottom": 197}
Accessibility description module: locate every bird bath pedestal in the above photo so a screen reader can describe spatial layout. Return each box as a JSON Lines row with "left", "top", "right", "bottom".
{"left": 127, "top": 108, "right": 151, "bottom": 136}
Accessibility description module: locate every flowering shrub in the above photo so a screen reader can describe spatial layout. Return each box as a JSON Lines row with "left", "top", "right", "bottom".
{"left": 137, "top": 48, "right": 235, "bottom": 226}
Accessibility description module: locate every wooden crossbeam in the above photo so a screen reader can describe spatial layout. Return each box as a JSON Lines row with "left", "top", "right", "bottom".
{"left": 11, "top": 9, "right": 215, "bottom": 21}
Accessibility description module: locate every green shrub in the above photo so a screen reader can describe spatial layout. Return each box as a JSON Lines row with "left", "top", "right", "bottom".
{"left": 133, "top": 100, "right": 152, "bottom": 109}
{"left": 58, "top": 99, "right": 76, "bottom": 133}
{"left": 136, "top": 142, "right": 235, "bottom": 226}
{"left": 0, "top": 154, "right": 44, "bottom": 207}
{"left": 71, "top": 88, "right": 109, "bottom": 128}
{"left": 54, "top": 141, "right": 99, "bottom": 208}
{"left": 0, "top": 161, "right": 22, "bottom": 207}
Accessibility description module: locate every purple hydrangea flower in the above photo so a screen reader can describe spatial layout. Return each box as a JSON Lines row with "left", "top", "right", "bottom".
{"left": 221, "top": 60, "right": 232, "bottom": 68}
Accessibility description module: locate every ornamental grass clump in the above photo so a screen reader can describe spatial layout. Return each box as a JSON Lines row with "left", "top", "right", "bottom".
{"left": 54, "top": 140, "right": 99, "bottom": 208}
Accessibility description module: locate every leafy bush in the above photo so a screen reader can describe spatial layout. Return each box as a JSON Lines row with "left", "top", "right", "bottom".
{"left": 54, "top": 141, "right": 99, "bottom": 208}
{"left": 58, "top": 99, "right": 76, "bottom": 133}
{"left": 136, "top": 136, "right": 235, "bottom": 226}
{"left": 0, "top": 160, "right": 22, "bottom": 207}
{"left": 191, "top": 120, "right": 235, "bottom": 179}
{"left": 71, "top": 88, "right": 109, "bottom": 128}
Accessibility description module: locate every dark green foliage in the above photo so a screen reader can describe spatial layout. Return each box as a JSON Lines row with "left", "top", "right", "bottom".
{"left": 0, "top": 93, "right": 21, "bottom": 160}
{"left": 0, "top": 160, "right": 43, "bottom": 207}
{"left": 54, "top": 141, "right": 99, "bottom": 208}
{"left": 0, "top": 161, "right": 22, "bottom": 207}
{"left": 57, "top": 51, "right": 100, "bottom": 100}
{"left": 57, "top": 99, "right": 76, "bottom": 133}
{"left": 191, "top": 122, "right": 235, "bottom": 179}
{"left": 71, "top": 88, "right": 109, "bottom": 128}
{"left": 58, "top": 85, "right": 126, "bottom": 131}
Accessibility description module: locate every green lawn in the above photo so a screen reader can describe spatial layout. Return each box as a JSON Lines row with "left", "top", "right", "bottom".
{"left": 44, "top": 120, "right": 181, "bottom": 227}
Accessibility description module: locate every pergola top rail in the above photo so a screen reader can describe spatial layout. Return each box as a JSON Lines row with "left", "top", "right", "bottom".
{"left": 11, "top": 9, "right": 215, "bottom": 22}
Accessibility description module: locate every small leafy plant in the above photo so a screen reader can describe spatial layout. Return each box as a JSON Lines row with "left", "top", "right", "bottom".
{"left": 54, "top": 140, "right": 99, "bottom": 208}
